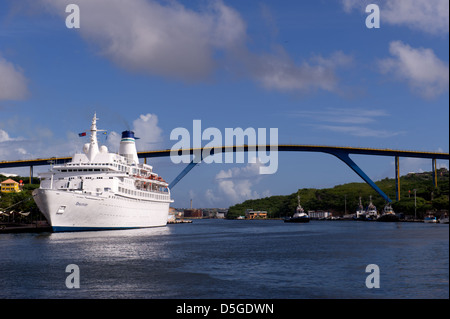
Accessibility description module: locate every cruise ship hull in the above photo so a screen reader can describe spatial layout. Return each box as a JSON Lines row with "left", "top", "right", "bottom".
{"left": 33, "top": 189, "right": 170, "bottom": 232}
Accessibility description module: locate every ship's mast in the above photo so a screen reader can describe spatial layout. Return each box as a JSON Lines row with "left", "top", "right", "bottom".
{"left": 87, "top": 113, "right": 100, "bottom": 162}
{"left": 296, "top": 192, "right": 303, "bottom": 212}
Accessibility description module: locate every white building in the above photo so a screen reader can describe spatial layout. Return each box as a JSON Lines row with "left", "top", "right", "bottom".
{"left": 308, "top": 211, "right": 332, "bottom": 219}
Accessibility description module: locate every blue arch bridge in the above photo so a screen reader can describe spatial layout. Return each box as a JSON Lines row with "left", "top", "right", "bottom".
{"left": 1, "top": 144, "right": 449, "bottom": 203}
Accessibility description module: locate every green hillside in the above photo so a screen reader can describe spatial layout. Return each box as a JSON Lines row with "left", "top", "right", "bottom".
{"left": 227, "top": 168, "right": 449, "bottom": 219}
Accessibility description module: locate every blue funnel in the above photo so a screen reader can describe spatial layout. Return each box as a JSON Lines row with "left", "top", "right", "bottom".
{"left": 121, "top": 131, "right": 140, "bottom": 140}
{"left": 121, "top": 131, "right": 135, "bottom": 139}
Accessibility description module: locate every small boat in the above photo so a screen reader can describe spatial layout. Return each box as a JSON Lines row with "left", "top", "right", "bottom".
{"left": 354, "top": 196, "right": 366, "bottom": 221}
{"left": 365, "top": 196, "right": 378, "bottom": 221}
{"left": 424, "top": 215, "right": 438, "bottom": 223}
{"left": 284, "top": 194, "right": 309, "bottom": 223}
{"left": 377, "top": 204, "right": 399, "bottom": 222}
{"left": 439, "top": 214, "right": 449, "bottom": 224}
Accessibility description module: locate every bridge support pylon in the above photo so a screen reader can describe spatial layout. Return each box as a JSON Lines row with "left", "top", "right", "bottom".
{"left": 30, "top": 165, "right": 33, "bottom": 184}
{"left": 395, "top": 156, "right": 400, "bottom": 201}
{"left": 329, "top": 150, "right": 392, "bottom": 203}
{"left": 432, "top": 158, "right": 437, "bottom": 188}
{"left": 169, "top": 157, "right": 200, "bottom": 189}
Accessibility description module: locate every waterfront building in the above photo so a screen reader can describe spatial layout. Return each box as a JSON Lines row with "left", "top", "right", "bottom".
{"left": 216, "top": 210, "right": 227, "bottom": 219}
{"left": 308, "top": 211, "right": 332, "bottom": 219}
{"left": 183, "top": 209, "right": 203, "bottom": 218}
{"left": 0, "top": 179, "right": 21, "bottom": 193}
{"left": 245, "top": 210, "right": 268, "bottom": 219}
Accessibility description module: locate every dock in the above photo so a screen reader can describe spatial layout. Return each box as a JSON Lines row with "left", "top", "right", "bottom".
{"left": 0, "top": 222, "right": 52, "bottom": 234}
{"left": 167, "top": 219, "right": 193, "bottom": 224}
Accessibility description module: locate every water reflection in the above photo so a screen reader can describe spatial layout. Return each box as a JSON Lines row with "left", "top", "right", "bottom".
{"left": 43, "top": 227, "right": 172, "bottom": 261}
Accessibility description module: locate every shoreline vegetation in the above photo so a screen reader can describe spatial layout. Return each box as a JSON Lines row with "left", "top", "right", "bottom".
{"left": 226, "top": 168, "right": 449, "bottom": 220}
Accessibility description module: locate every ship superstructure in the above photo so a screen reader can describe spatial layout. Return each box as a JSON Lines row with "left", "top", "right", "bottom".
{"left": 33, "top": 114, "right": 173, "bottom": 231}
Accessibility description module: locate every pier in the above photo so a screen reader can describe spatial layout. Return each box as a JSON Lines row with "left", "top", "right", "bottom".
{"left": 0, "top": 222, "right": 51, "bottom": 234}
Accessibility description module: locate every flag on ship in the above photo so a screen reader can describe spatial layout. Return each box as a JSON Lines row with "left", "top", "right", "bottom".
{"left": 78, "top": 132, "right": 86, "bottom": 137}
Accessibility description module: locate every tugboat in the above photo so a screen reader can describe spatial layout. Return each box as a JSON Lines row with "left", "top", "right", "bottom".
{"left": 377, "top": 204, "right": 399, "bottom": 222}
{"left": 365, "top": 196, "right": 378, "bottom": 221}
{"left": 284, "top": 194, "right": 309, "bottom": 223}
{"left": 354, "top": 196, "right": 366, "bottom": 221}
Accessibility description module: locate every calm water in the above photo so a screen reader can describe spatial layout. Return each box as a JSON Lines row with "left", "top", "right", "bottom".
{"left": 0, "top": 220, "right": 448, "bottom": 299}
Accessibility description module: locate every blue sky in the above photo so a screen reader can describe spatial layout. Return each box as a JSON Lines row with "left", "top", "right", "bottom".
{"left": 0, "top": 0, "right": 448, "bottom": 208}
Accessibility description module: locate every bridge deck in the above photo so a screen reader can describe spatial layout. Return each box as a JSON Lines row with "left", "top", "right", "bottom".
{"left": 1, "top": 145, "right": 449, "bottom": 168}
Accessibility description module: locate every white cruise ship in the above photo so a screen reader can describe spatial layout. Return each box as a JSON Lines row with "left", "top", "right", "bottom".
{"left": 32, "top": 114, "right": 173, "bottom": 232}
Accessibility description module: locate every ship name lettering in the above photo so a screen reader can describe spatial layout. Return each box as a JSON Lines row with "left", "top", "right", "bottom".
{"left": 76, "top": 202, "right": 88, "bottom": 206}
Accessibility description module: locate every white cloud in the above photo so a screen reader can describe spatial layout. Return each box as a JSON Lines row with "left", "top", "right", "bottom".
{"left": 39, "top": 0, "right": 242, "bottom": 82}
{"left": 378, "top": 41, "right": 449, "bottom": 98}
{"left": 0, "top": 129, "right": 30, "bottom": 162}
{"left": 245, "top": 49, "right": 353, "bottom": 93}
{"left": 213, "top": 161, "right": 269, "bottom": 205}
{"left": 383, "top": 0, "right": 449, "bottom": 35}
{"left": 341, "top": 0, "right": 368, "bottom": 13}
{"left": 132, "top": 113, "right": 163, "bottom": 151}
{"left": 318, "top": 125, "right": 403, "bottom": 138}
{"left": 0, "top": 54, "right": 28, "bottom": 100}
{"left": 37, "top": 0, "right": 352, "bottom": 95}
{"left": 292, "top": 107, "right": 403, "bottom": 138}
{"left": 293, "top": 107, "right": 389, "bottom": 124}
{"left": 204, "top": 188, "right": 221, "bottom": 207}
{"left": 0, "top": 129, "right": 14, "bottom": 142}
{"left": 342, "top": 0, "right": 449, "bottom": 35}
